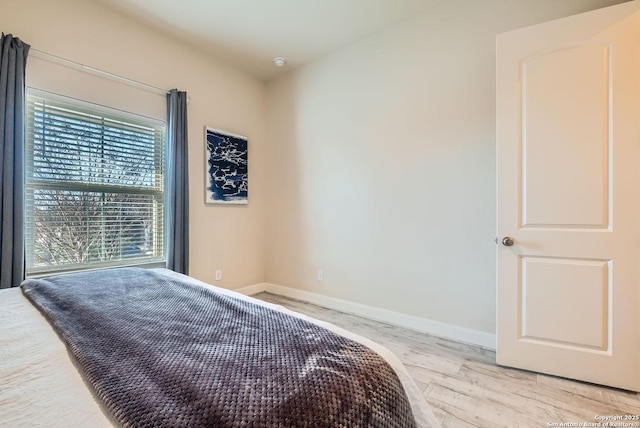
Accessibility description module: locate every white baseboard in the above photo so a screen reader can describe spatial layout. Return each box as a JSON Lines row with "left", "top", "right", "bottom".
{"left": 233, "top": 283, "right": 269, "bottom": 296}
{"left": 234, "top": 282, "right": 496, "bottom": 350}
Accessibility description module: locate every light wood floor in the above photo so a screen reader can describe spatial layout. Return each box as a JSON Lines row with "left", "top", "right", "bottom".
{"left": 253, "top": 292, "right": 640, "bottom": 428}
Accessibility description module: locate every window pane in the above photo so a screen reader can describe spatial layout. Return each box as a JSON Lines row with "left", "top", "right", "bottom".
{"left": 30, "top": 190, "right": 163, "bottom": 267}
{"left": 30, "top": 102, "right": 162, "bottom": 189}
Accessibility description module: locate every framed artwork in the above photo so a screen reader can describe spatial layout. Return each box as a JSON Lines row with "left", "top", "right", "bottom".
{"left": 204, "top": 127, "right": 248, "bottom": 205}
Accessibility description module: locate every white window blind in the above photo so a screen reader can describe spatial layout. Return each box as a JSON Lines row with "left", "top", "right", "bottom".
{"left": 25, "top": 91, "right": 166, "bottom": 275}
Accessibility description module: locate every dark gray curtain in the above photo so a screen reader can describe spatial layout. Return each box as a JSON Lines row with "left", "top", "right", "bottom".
{"left": 166, "top": 89, "right": 189, "bottom": 274}
{"left": 0, "top": 34, "right": 29, "bottom": 289}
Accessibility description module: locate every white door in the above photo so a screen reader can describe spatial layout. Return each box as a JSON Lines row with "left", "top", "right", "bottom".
{"left": 496, "top": 0, "right": 640, "bottom": 391}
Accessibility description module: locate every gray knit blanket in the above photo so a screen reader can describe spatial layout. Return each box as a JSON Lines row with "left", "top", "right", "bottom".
{"left": 21, "top": 268, "right": 417, "bottom": 428}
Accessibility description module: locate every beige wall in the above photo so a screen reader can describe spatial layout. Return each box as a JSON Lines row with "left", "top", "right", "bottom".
{"left": 0, "top": 0, "right": 267, "bottom": 288}
{"left": 264, "top": 0, "right": 629, "bottom": 334}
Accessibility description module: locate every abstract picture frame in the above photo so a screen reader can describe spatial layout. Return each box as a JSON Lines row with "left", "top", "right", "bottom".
{"left": 204, "top": 127, "right": 248, "bottom": 205}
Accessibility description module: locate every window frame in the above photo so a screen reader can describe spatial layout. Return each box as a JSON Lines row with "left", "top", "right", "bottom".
{"left": 24, "top": 89, "right": 167, "bottom": 277}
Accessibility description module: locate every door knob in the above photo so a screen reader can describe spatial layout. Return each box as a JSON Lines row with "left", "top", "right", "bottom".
{"left": 502, "top": 237, "right": 514, "bottom": 247}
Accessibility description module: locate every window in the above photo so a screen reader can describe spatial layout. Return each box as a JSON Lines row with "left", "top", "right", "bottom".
{"left": 25, "top": 91, "right": 166, "bottom": 275}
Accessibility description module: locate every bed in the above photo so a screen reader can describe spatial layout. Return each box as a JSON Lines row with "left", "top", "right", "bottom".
{"left": 0, "top": 268, "right": 439, "bottom": 427}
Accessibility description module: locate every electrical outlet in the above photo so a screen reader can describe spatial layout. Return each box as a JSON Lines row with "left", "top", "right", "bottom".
{"left": 317, "top": 270, "right": 324, "bottom": 281}
{"left": 215, "top": 269, "right": 222, "bottom": 281}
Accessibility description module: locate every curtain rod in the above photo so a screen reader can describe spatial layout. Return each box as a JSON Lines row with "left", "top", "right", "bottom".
{"left": 30, "top": 48, "right": 171, "bottom": 96}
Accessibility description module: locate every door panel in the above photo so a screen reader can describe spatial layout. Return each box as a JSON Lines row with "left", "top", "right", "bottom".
{"left": 496, "top": 0, "right": 640, "bottom": 391}
{"left": 521, "top": 257, "right": 609, "bottom": 350}
{"left": 522, "top": 45, "right": 610, "bottom": 228}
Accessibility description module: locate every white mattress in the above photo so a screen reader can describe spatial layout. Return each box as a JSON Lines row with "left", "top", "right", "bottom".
{"left": 0, "top": 269, "right": 439, "bottom": 427}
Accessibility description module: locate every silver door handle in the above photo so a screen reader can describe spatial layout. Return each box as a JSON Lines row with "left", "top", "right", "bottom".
{"left": 502, "top": 237, "right": 514, "bottom": 247}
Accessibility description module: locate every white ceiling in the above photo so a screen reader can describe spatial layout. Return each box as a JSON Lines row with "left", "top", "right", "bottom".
{"left": 96, "top": 0, "right": 443, "bottom": 81}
